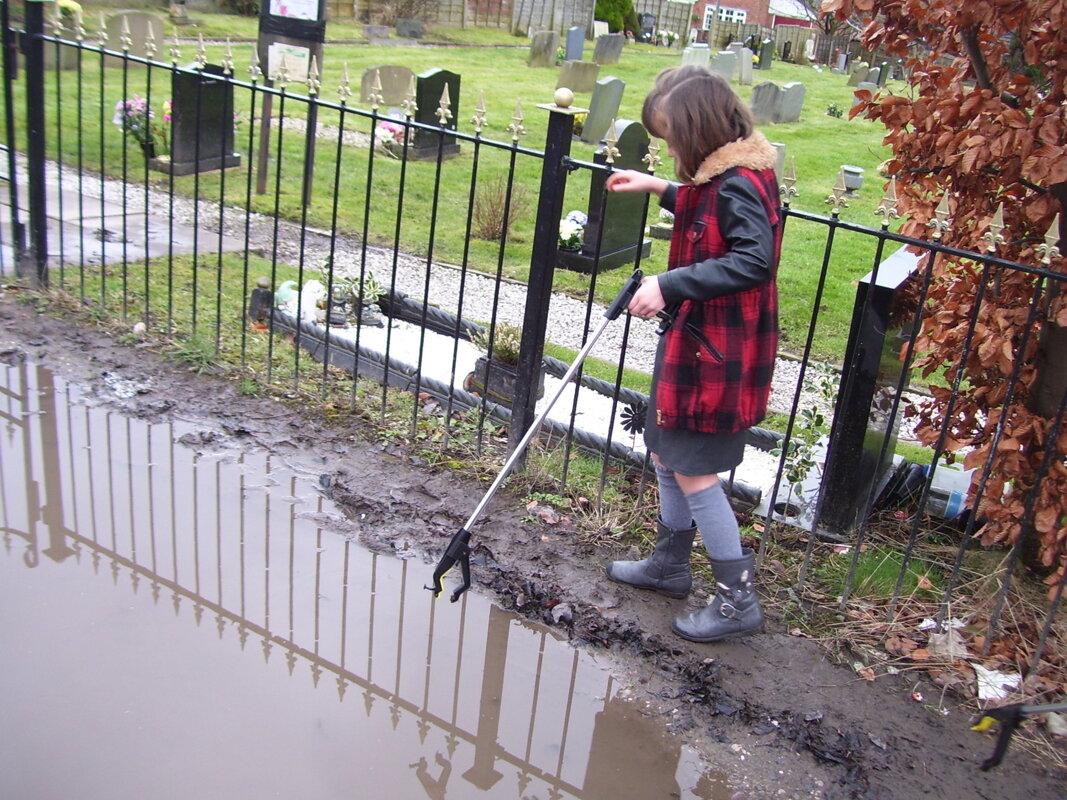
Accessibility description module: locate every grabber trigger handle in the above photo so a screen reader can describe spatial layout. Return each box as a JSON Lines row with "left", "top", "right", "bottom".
{"left": 605, "top": 269, "right": 643, "bottom": 320}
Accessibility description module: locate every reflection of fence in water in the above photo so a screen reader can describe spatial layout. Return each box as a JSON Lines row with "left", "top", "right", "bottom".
{"left": 0, "top": 361, "right": 703, "bottom": 799}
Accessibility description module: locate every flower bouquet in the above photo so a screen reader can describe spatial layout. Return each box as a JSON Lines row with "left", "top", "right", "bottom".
{"left": 558, "top": 210, "right": 587, "bottom": 251}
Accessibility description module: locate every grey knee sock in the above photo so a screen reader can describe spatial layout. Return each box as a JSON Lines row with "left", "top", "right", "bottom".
{"left": 656, "top": 465, "right": 694, "bottom": 530}
{"left": 685, "top": 482, "right": 743, "bottom": 561}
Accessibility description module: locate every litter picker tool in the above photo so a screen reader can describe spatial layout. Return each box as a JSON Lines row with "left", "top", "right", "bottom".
{"left": 427, "top": 269, "right": 645, "bottom": 602}
{"left": 971, "top": 700, "right": 1067, "bottom": 770}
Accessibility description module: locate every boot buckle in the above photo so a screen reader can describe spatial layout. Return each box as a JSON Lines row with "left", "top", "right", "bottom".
{"left": 718, "top": 601, "right": 738, "bottom": 619}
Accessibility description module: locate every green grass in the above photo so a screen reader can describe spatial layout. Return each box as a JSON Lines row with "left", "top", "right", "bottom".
{"left": 813, "top": 547, "right": 944, "bottom": 602}
{"left": 28, "top": 11, "right": 899, "bottom": 368}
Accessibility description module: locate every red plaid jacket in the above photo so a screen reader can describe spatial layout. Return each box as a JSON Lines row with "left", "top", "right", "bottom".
{"left": 655, "top": 133, "right": 782, "bottom": 435}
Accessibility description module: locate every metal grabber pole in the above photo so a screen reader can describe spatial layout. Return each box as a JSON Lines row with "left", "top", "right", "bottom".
{"left": 427, "top": 268, "right": 644, "bottom": 602}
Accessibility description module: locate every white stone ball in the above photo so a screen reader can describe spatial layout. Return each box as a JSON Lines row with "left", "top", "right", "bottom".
{"left": 553, "top": 87, "right": 574, "bottom": 108}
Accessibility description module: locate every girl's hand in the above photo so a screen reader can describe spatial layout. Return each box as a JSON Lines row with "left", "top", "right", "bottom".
{"left": 628, "top": 275, "right": 666, "bottom": 318}
{"left": 606, "top": 170, "right": 668, "bottom": 197}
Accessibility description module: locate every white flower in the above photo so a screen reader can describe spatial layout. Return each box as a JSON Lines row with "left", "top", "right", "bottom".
{"left": 565, "top": 209, "right": 588, "bottom": 226}
{"left": 558, "top": 218, "right": 584, "bottom": 249}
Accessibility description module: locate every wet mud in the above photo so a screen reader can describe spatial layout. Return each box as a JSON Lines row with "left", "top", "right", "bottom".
{"left": 1, "top": 294, "right": 1063, "bottom": 799}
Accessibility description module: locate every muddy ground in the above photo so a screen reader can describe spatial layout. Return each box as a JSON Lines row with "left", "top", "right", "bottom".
{"left": 2, "top": 291, "right": 1063, "bottom": 800}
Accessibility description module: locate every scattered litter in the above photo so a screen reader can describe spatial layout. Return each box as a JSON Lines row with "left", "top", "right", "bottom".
{"left": 918, "top": 617, "right": 965, "bottom": 632}
{"left": 973, "top": 664, "right": 1021, "bottom": 700}
{"left": 1046, "top": 712, "right": 1067, "bottom": 737}
{"left": 927, "top": 628, "right": 969, "bottom": 660}
{"left": 911, "top": 692, "right": 923, "bottom": 702}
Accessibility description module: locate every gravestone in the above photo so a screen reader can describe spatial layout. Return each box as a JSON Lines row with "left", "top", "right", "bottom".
{"left": 360, "top": 65, "right": 415, "bottom": 106}
{"left": 104, "top": 11, "right": 165, "bottom": 67}
{"left": 781, "top": 40, "right": 793, "bottom": 62}
{"left": 877, "top": 60, "right": 890, "bottom": 86}
{"left": 820, "top": 247, "right": 921, "bottom": 534}
{"left": 833, "top": 52, "right": 848, "bottom": 73}
{"left": 149, "top": 63, "right": 240, "bottom": 175}
{"left": 778, "top": 81, "right": 806, "bottom": 122}
{"left": 593, "top": 33, "right": 625, "bottom": 65}
{"left": 408, "top": 68, "right": 461, "bottom": 160}
{"left": 395, "top": 18, "right": 424, "bottom": 38}
{"left": 565, "top": 26, "right": 585, "bottom": 62}
{"left": 638, "top": 13, "right": 655, "bottom": 42}
{"left": 580, "top": 76, "right": 624, "bottom": 145}
{"left": 749, "top": 81, "right": 782, "bottom": 125}
{"left": 865, "top": 66, "right": 882, "bottom": 85}
{"left": 528, "top": 30, "right": 559, "bottom": 68}
{"left": 846, "top": 61, "right": 869, "bottom": 86}
{"left": 758, "top": 39, "right": 774, "bottom": 70}
{"left": 737, "top": 47, "right": 754, "bottom": 85}
{"left": 593, "top": 20, "right": 609, "bottom": 38}
{"left": 558, "top": 119, "right": 652, "bottom": 274}
{"left": 681, "top": 43, "right": 710, "bottom": 66}
{"left": 710, "top": 51, "right": 736, "bottom": 80}
{"left": 853, "top": 81, "right": 878, "bottom": 106}
{"left": 557, "top": 61, "right": 600, "bottom": 94}
{"left": 364, "top": 24, "right": 390, "bottom": 39}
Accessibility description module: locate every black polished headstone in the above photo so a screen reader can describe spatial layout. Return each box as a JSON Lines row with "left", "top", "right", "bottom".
{"left": 819, "top": 247, "right": 921, "bottom": 534}
{"left": 557, "top": 119, "right": 652, "bottom": 274}
{"left": 150, "top": 63, "right": 241, "bottom": 176}
{"left": 408, "top": 68, "right": 461, "bottom": 161}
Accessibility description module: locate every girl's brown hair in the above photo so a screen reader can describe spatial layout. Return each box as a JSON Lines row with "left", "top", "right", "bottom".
{"left": 648, "top": 70, "right": 754, "bottom": 182}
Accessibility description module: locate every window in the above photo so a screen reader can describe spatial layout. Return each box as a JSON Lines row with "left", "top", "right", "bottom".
{"left": 703, "top": 6, "right": 747, "bottom": 27}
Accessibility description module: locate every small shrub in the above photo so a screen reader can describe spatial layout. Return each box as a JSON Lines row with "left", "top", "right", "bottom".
{"left": 469, "top": 322, "right": 523, "bottom": 365}
{"left": 472, "top": 176, "right": 529, "bottom": 242}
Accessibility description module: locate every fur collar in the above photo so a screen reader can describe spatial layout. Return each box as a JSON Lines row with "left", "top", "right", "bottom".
{"left": 692, "top": 130, "right": 777, "bottom": 184}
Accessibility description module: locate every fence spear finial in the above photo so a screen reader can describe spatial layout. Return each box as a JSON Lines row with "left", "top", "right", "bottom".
{"left": 145, "top": 25, "right": 157, "bottom": 59}
{"left": 470, "top": 91, "right": 487, "bottom": 134}
{"left": 927, "top": 191, "right": 953, "bottom": 240}
{"left": 195, "top": 33, "right": 207, "bottom": 69}
{"left": 49, "top": 1, "right": 63, "bottom": 34}
{"left": 436, "top": 84, "right": 453, "bottom": 126}
{"left": 338, "top": 63, "right": 353, "bottom": 105}
{"left": 120, "top": 15, "right": 131, "bottom": 52}
{"left": 981, "top": 203, "right": 1006, "bottom": 254}
{"left": 366, "top": 68, "right": 382, "bottom": 109}
{"left": 401, "top": 75, "right": 418, "bottom": 118}
{"left": 875, "top": 175, "right": 900, "bottom": 227}
{"left": 220, "top": 37, "right": 234, "bottom": 76}
{"left": 307, "top": 55, "right": 321, "bottom": 96}
{"left": 602, "top": 119, "right": 620, "bottom": 164}
{"left": 75, "top": 7, "right": 85, "bottom": 41}
{"left": 825, "top": 170, "right": 849, "bottom": 215}
{"left": 779, "top": 156, "right": 798, "bottom": 204}
{"left": 249, "top": 46, "right": 262, "bottom": 83}
{"left": 643, "top": 139, "right": 661, "bottom": 173}
{"left": 508, "top": 102, "right": 525, "bottom": 142}
{"left": 98, "top": 12, "right": 108, "bottom": 48}
{"left": 1037, "top": 213, "right": 1062, "bottom": 265}
{"left": 170, "top": 31, "right": 181, "bottom": 66}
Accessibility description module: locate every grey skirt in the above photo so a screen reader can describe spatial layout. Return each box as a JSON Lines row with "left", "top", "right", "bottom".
{"left": 643, "top": 336, "right": 747, "bottom": 477}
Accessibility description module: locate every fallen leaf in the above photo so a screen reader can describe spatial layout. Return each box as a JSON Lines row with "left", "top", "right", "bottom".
{"left": 910, "top": 648, "right": 931, "bottom": 661}
{"left": 858, "top": 667, "right": 876, "bottom": 681}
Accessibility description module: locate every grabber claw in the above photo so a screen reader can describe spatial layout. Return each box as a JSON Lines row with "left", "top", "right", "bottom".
{"left": 426, "top": 528, "right": 472, "bottom": 602}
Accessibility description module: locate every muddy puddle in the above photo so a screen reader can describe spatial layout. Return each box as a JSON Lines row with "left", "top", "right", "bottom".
{"left": 0, "top": 359, "right": 735, "bottom": 800}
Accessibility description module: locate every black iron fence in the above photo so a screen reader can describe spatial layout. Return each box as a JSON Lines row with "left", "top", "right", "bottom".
{"left": 2, "top": 14, "right": 1063, "bottom": 694}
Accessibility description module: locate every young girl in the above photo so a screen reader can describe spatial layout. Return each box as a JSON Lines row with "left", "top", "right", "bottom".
{"left": 604, "top": 68, "right": 781, "bottom": 642}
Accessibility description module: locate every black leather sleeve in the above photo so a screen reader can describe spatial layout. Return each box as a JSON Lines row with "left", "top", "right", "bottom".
{"left": 659, "top": 182, "right": 678, "bottom": 214}
{"left": 657, "top": 175, "right": 775, "bottom": 304}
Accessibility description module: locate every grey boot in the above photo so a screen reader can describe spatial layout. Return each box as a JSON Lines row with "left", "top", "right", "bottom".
{"left": 605, "top": 518, "right": 697, "bottom": 599}
{"left": 671, "top": 548, "right": 764, "bottom": 642}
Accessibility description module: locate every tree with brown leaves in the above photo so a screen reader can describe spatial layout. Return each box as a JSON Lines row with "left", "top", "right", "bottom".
{"left": 822, "top": 0, "right": 1067, "bottom": 590}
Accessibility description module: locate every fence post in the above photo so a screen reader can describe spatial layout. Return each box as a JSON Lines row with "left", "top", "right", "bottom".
{"left": 507, "top": 97, "right": 580, "bottom": 462}
{"left": 19, "top": 0, "right": 47, "bottom": 287}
